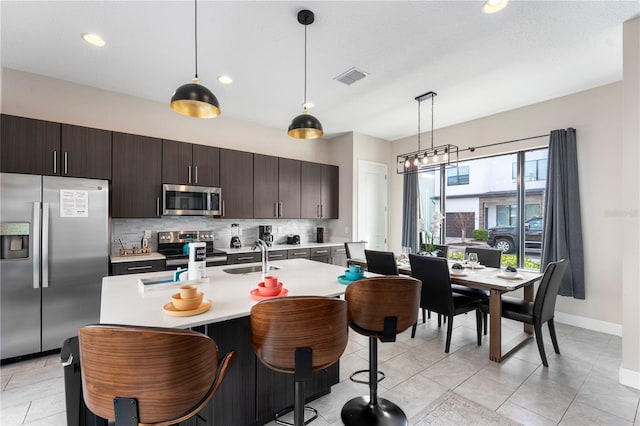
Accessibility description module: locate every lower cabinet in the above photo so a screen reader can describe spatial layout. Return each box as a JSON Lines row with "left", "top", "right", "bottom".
{"left": 287, "top": 248, "right": 310, "bottom": 259}
{"left": 331, "top": 246, "right": 347, "bottom": 267}
{"left": 267, "top": 250, "right": 287, "bottom": 262}
{"left": 310, "top": 247, "right": 332, "bottom": 264}
{"left": 109, "top": 260, "right": 166, "bottom": 276}
{"left": 227, "top": 252, "right": 261, "bottom": 264}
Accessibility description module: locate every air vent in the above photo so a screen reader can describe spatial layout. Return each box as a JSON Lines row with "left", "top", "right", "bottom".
{"left": 334, "top": 67, "right": 368, "bottom": 85}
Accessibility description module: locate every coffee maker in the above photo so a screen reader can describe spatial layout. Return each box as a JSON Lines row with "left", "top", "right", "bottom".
{"left": 230, "top": 223, "right": 241, "bottom": 249}
{"left": 259, "top": 225, "right": 273, "bottom": 247}
{"left": 316, "top": 227, "right": 325, "bottom": 243}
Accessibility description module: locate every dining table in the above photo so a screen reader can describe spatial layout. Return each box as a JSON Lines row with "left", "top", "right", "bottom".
{"left": 347, "top": 257, "right": 543, "bottom": 362}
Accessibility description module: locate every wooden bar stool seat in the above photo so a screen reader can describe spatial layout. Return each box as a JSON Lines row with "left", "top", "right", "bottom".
{"left": 341, "top": 277, "right": 421, "bottom": 426}
{"left": 78, "top": 324, "right": 236, "bottom": 426}
{"left": 251, "top": 296, "right": 348, "bottom": 426}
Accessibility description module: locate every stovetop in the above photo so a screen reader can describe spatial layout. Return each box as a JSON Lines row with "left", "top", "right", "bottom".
{"left": 157, "top": 230, "right": 226, "bottom": 260}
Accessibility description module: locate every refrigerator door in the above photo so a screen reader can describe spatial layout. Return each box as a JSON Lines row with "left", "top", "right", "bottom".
{"left": 41, "top": 176, "right": 108, "bottom": 351}
{"left": 0, "top": 173, "right": 42, "bottom": 359}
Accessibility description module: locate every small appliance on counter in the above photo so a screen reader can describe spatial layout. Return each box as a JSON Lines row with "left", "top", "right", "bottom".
{"left": 259, "top": 225, "right": 274, "bottom": 247}
{"left": 230, "top": 223, "right": 241, "bottom": 249}
{"left": 316, "top": 227, "right": 326, "bottom": 243}
{"left": 287, "top": 234, "right": 301, "bottom": 245}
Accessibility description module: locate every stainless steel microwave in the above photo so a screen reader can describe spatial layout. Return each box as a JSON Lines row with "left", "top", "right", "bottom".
{"left": 162, "top": 184, "right": 221, "bottom": 216}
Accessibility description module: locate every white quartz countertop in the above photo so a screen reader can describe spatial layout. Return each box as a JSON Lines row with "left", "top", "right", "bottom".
{"left": 223, "top": 242, "right": 343, "bottom": 255}
{"left": 110, "top": 253, "right": 166, "bottom": 263}
{"left": 100, "top": 259, "right": 351, "bottom": 329}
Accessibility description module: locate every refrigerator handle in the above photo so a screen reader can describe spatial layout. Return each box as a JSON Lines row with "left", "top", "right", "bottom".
{"left": 42, "top": 202, "right": 49, "bottom": 288}
{"left": 33, "top": 202, "right": 41, "bottom": 289}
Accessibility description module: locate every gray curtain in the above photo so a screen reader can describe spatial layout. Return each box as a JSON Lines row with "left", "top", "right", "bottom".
{"left": 402, "top": 168, "right": 419, "bottom": 254}
{"left": 541, "top": 128, "right": 585, "bottom": 299}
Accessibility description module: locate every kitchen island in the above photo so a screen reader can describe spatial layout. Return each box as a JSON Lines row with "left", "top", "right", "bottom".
{"left": 99, "top": 259, "right": 350, "bottom": 426}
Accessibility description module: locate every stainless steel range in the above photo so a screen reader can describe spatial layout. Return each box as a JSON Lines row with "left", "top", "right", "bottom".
{"left": 157, "top": 230, "right": 227, "bottom": 270}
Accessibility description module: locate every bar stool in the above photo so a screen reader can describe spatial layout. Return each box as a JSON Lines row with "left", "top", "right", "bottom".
{"left": 78, "top": 324, "right": 236, "bottom": 426}
{"left": 341, "top": 276, "right": 421, "bottom": 426}
{"left": 251, "top": 296, "right": 348, "bottom": 426}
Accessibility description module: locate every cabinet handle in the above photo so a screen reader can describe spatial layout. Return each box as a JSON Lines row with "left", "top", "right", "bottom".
{"left": 279, "top": 202, "right": 283, "bottom": 217}
{"left": 237, "top": 256, "right": 255, "bottom": 261}
{"left": 127, "top": 265, "right": 153, "bottom": 271}
{"left": 315, "top": 250, "right": 329, "bottom": 254}
{"left": 156, "top": 197, "right": 160, "bottom": 217}
{"left": 194, "top": 166, "right": 198, "bottom": 184}
{"left": 270, "top": 254, "right": 284, "bottom": 259}
{"left": 222, "top": 200, "right": 225, "bottom": 217}
{"left": 274, "top": 203, "right": 278, "bottom": 217}
{"left": 317, "top": 204, "right": 320, "bottom": 218}
{"left": 64, "top": 152, "right": 68, "bottom": 175}
{"left": 53, "top": 151, "right": 57, "bottom": 174}
{"left": 334, "top": 248, "right": 346, "bottom": 253}
{"left": 188, "top": 165, "right": 192, "bottom": 184}
{"left": 320, "top": 204, "right": 324, "bottom": 218}
{"left": 292, "top": 252, "right": 306, "bottom": 256}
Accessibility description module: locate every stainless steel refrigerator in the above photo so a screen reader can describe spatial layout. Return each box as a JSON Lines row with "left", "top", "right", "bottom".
{"left": 0, "top": 173, "right": 108, "bottom": 360}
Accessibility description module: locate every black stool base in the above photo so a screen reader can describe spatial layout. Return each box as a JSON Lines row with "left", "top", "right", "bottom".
{"left": 341, "top": 396, "right": 408, "bottom": 426}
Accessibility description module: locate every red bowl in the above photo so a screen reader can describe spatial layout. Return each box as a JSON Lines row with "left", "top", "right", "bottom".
{"left": 257, "top": 282, "right": 283, "bottom": 296}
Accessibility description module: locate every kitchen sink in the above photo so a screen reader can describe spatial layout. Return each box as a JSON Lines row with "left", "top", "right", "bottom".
{"left": 222, "top": 265, "right": 280, "bottom": 274}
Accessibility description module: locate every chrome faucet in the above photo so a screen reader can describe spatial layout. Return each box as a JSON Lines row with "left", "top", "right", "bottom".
{"left": 253, "top": 239, "right": 269, "bottom": 279}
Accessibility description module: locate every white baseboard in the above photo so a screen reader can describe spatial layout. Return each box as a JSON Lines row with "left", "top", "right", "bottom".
{"left": 620, "top": 366, "right": 640, "bottom": 390}
{"left": 554, "top": 312, "right": 622, "bottom": 336}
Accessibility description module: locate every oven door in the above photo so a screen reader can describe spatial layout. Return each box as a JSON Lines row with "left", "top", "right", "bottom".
{"left": 163, "top": 184, "right": 220, "bottom": 216}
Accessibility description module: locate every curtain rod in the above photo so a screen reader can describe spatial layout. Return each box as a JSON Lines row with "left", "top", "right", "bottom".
{"left": 461, "top": 133, "right": 549, "bottom": 153}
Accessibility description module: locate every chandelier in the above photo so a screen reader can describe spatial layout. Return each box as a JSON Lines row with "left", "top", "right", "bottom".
{"left": 397, "top": 91, "right": 458, "bottom": 174}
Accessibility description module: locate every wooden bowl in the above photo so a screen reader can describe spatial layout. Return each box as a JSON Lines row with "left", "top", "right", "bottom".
{"left": 257, "top": 282, "right": 282, "bottom": 297}
{"left": 171, "top": 292, "right": 204, "bottom": 311}
{"left": 179, "top": 284, "right": 198, "bottom": 299}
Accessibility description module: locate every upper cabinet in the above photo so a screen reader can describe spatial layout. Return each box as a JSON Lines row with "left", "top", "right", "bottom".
{"left": 1, "top": 114, "right": 60, "bottom": 176}
{"left": 220, "top": 148, "right": 253, "bottom": 219}
{"left": 61, "top": 124, "right": 111, "bottom": 179}
{"left": 301, "top": 162, "right": 338, "bottom": 219}
{"left": 1, "top": 115, "right": 112, "bottom": 179}
{"left": 162, "top": 139, "right": 219, "bottom": 187}
{"left": 111, "top": 132, "right": 162, "bottom": 218}
{"left": 253, "top": 155, "right": 301, "bottom": 219}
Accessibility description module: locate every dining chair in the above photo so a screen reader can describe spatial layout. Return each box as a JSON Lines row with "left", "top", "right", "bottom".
{"left": 344, "top": 241, "right": 367, "bottom": 261}
{"left": 341, "top": 276, "right": 421, "bottom": 426}
{"left": 464, "top": 246, "right": 502, "bottom": 268}
{"left": 78, "top": 324, "right": 236, "bottom": 426}
{"left": 478, "top": 259, "right": 568, "bottom": 367}
{"left": 364, "top": 249, "right": 399, "bottom": 275}
{"left": 251, "top": 296, "right": 348, "bottom": 426}
{"left": 408, "top": 254, "right": 483, "bottom": 352}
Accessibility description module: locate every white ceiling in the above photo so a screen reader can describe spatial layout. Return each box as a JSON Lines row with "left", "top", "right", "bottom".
{"left": 1, "top": 1, "right": 638, "bottom": 141}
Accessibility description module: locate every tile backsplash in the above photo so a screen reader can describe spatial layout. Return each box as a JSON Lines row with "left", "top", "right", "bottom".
{"left": 111, "top": 217, "right": 332, "bottom": 256}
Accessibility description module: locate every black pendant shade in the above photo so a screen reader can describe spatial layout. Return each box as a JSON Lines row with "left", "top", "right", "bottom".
{"left": 171, "top": 78, "right": 220, "bottom": 118}
{"left": 288, "top": 9, "right": 323, "bottom": 140}
{"left": 288, "top": 109, "right": 324, "bottom": 139}
{"left": 170, "top": 0, "right": 220, "bottom": 119}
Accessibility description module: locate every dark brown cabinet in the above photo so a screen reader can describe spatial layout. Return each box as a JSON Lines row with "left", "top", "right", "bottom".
{"left": 110, "top": 259, "right": 166, "bottom": 276}
{"left": 301, "top": 162, "right": 339, "bottom": 219}
{"left": 253, "top": 155, "right": 301, "bottom": 219}
{"left": 111, "top": 132, "right": 162, "bottom": 218}
{"left": 1, "top": 116, "right": 112, "bottom": 179}
{"left": 61, "top": 124, "right": 112, "bottom": 179}
{"left": 1, "top": 114, "right": 60, "bottom": 175}
{"left": 220, "top": 149, "right": 253, "bottom": 219}
{"left": 227, "top": 252, "right": 261, "bottom": 264}
{"left": 162, "top": 139, "right": 219, "bottom": 186}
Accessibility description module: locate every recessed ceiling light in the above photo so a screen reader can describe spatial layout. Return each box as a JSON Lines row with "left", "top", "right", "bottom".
{"left": 303, "top": 102, "right": 314, "bottom": 109}
{"left": 81, "top": 33, "right": 106, "bottom": 47}
{"left": 483, "top": 0, "right": 509, "bottom": 14}
{"left": 217, "top": 75, "right": 233, "bottom": 84}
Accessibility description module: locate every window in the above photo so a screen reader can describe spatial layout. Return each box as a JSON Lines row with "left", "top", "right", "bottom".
{"left": 447, "top": 166, "right": 469, "bottom": 186}
{"left": 512, "top": 159, "right": 547, "bottom": 181}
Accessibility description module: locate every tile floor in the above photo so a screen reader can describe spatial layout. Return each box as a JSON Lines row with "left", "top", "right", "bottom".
{"left": 1, "top": 314, "right": 639, "bottom": 425}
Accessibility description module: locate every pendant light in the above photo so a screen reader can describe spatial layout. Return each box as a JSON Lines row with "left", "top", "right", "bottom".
{"left": 170, "top": 0, "right": 220, "bottom": 118}
{"left": 288, "top": 10, "right": 323, "bottom": 139}
{"left": 396, "top": 91, "right": 459, "bottom": 174}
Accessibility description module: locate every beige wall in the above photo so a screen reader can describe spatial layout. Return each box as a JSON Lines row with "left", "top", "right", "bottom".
{"left": 327, "top": 133, "right": 354, "bottom": 243}
{"left": 1, "top": 68, "right": 333, "bottom": 164}
{"left": 621, "top": 17, "right": 640, "bottom": 388}
{"left": 390, "top": 82, "right": 624, "bottom": 327}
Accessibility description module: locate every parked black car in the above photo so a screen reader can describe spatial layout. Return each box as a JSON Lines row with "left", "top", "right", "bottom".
{"left": 487, "top": 216, "right": 543, "bottom": 254}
